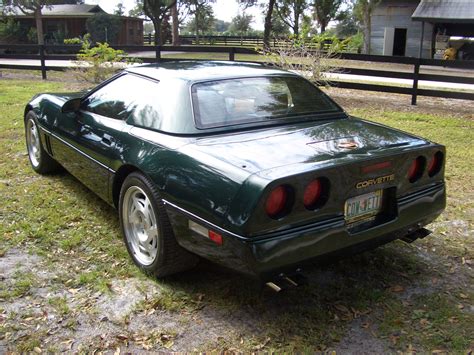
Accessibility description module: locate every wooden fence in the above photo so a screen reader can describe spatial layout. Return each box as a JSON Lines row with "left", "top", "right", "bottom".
{"left": 1, "top": 44, "right": 473, "bottom": 105}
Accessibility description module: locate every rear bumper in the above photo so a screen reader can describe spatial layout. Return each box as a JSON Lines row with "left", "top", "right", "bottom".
{"left": 167, "top": 183, "right": 446, "bottom": 279}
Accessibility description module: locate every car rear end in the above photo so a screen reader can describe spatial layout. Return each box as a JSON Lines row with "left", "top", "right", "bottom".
{"left": 226, "top": 142, "right": 445, "bottom": 278}
{"left": 180, "top": 119, "right": 446, "bottom": 279}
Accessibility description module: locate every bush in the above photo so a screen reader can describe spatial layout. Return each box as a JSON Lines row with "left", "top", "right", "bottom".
{"left": 86, "top": 13, "right": 121, "bottom": 45}
{"left": 0, "top": 18, "right": 31, "bottom": 43}
{"left": 260, "top": 34, "right": 342, "bottom": 85}
{"left": 69, "top": 34, "right": 139, "bottom": 83}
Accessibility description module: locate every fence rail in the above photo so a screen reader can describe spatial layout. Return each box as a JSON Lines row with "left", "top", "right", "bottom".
{"left": 1, "top": 44, "right": 473, "bottom": 104}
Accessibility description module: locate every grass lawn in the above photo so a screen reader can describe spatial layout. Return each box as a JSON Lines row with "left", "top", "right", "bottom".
{"left": 0, "top": 77, "right": 473, "bottom": 353}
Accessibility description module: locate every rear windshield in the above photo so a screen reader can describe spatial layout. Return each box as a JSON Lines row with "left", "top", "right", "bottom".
{"left": 191, "top": 76, "right": 340, "bottom": 129}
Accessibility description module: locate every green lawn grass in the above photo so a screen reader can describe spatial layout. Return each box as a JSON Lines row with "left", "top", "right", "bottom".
{"left": 0, "top": 78, "right": 472, "bottom": 352}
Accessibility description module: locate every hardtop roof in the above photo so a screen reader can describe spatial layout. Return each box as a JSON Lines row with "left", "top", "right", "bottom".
{"left": 126, "top": 61, "right": 296, "bottom": 82}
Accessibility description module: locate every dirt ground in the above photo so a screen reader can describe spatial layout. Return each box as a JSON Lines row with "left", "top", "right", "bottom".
{"left": 0, "top": 72, "right": 473, "bottom": 353}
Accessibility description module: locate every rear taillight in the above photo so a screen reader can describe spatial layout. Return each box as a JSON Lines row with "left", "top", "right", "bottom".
{"left": 304, "top": 179, "right": 322, "bottom": 209}
{"left": 408, "top": 156, "right": 425, "bottom": 183}
{"left": 428, "top": 151, "right": 443, "bottom": 177}
{"left": 265, "top": 185, "right": 288, "bottom": 218}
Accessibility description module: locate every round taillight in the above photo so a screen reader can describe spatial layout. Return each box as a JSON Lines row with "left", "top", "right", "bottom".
{"left": 304, "top": 179, "right": 322, "bottom": 209}
{"left": 408, "top": 156, "right": 425, "bottom": 183}
{"left": 428, "top": 151, "right": 443, "bottom": 177}
{"left": 265, "top": 185, "right": 288, "bottom": 218}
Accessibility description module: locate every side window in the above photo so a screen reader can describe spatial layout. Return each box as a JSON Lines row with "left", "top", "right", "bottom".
{"left": 83, "top": 74, "right": 162, "bottom": 128}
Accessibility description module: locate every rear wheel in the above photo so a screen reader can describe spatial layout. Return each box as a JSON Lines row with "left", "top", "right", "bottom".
{"left": 25, "top": 111, "right": 61, "bottom": 174}
{"left": 119, "top": 172, "right": 198, "bottom": 277}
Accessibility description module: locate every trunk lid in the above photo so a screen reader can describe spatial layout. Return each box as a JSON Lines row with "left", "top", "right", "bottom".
{"left": 189, "top": 118, "right": 428, "bottom": 175}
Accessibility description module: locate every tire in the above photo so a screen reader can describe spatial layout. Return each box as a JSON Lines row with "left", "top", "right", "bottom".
{"left": 119, "top": 172, "right": 198, "bottom": 277}
{"left": 24, "top": 111, "right": 61, "bottom": 174}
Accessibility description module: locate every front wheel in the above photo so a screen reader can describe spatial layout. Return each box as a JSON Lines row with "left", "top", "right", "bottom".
{"left": 119, "top": 172, "right": 198, "bottom": 277}
{"left": 25, "top": 111, "right": 61, "bottom": 174}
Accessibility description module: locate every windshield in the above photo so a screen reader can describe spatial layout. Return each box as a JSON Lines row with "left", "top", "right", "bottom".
{"left": 191, "top": 76, "right": 341, "bottom": 129}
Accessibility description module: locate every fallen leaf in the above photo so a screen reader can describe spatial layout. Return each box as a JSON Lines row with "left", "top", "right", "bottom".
{"left": 459, "top": 293, "right": 468, "bottom": 299}
{"left": 33, "top": 347, "right": 42, "bottom": 354}
{"left": 390, "top": 285, "right": 404, "bottom": 293}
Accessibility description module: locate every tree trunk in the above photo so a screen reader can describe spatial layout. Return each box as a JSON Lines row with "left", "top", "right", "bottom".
{"left": 293, "top": 12, "right": 299, "bottom": 36}
{"left": 153, "top": 19, "right": 162, "bottom": 45}
{"left": 34, "top": 7, "right": 44, "bottom": 45}
{"left": 321, "top": 22, "right": 326, "bottom": 33}
{"left": 195, "top": 15, "right": 200, "bottom": 44}
{"left": 263, "top": 0, "right": 276, "bottom": 49}
{"left": 171, "top": 2, "right": 180, "bottom": 46}
{"left": 362, "top": 7, "right": 371, "bottom": 54}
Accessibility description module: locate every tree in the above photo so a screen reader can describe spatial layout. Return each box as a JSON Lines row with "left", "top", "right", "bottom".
{"left": 312, "top": 0, "right": 344, "bottom": 33}
{"left": 181, "top": 0, "right": 215, "bottom": 43}
{"left": 171, "top": 1, "right": 179, "bottom": 45}
{"left": 229, "top": 13, "right": 253, "bottom": 36}
{"left": 270, "top": 12, "right": 290, "bottom": 36}
{"left": 86, "top": 13, "right": 121, "bottom": 44}
{"left": 114, "top": 2, "right": 125, "bottom": 16}
{"left": 261, "top": 0, "right": 277, "bottom": 48}
{"left": 352, "top": 0, "right": 380, "bottom": 53}
{"left": 237, "top": 0, "right": 275, "bottom": 49}
{"left": 183, "top": 3, "right": 214, "bottom": 40}
{"left": 141, "top": 0, "right": 176, "bottom": 45}
{"left": 333, "top": 10, "right": 358, "bottom": 37}
{"left": 214, "top": 19, "right": 231, "bottom": 33}
{"left": 274, "top": 0, "right": 308, "bottom": 36}
{"left": 3, "top": 0, "right": 52, "bottom": 44}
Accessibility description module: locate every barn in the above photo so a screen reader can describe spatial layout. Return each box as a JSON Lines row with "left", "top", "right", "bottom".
{"left": 5, "top": 4, "right": 143, "bottom": 46}
{"left": 370, "top": 0, "right": 474, "bottom": 60}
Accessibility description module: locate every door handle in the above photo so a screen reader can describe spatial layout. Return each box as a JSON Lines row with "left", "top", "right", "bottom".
{"left": 102, "top": 133, "right": 115, "bottom": 147}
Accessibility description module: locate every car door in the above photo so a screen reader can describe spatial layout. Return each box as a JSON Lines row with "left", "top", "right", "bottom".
{"left": 51, "top": 74, "right": 132, "bottom": 202}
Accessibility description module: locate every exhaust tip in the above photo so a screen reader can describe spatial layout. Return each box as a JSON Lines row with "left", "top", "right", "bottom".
{"left": 400, "top": 227, "right": 432, "bottom": 243}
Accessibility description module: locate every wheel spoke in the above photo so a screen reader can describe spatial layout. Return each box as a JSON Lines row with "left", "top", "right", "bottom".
{"left": 122, "top": 185, "right": 160, "bottom": 266}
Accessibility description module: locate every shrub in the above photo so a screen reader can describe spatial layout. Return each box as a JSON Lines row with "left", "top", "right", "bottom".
{"left": 260, "top": 34, "right": 342, "bottom": 85}
{"left": 86, "top": 13, "right": 121, "bottom": 45}
{"left": 69, "top": 34, "right": 139, "bottom": 83}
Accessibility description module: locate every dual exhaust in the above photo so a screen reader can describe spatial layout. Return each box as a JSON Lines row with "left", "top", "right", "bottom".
{"left": 265, "top": 228, "right": 432, "bottom": 292}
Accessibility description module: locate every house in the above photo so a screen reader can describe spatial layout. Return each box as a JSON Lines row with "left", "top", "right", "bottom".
{"left": 370, "top": 0, "right": 474, "bottom": 59}
{"left": 5, "top": 4, "right": 143, "bottom": 45}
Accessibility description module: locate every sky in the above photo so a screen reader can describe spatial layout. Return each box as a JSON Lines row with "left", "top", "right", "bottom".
{"left": 85, "top": 0, "right": 266, "bottom": 30}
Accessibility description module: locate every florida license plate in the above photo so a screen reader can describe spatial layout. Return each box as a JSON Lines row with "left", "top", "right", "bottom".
{"left": 345, "top": 190, "right": 383, "bottom": 223}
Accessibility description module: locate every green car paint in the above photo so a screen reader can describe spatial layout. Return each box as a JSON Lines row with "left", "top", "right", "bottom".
{"left": 25, "top": 61, "right": 446, "bottom": 279}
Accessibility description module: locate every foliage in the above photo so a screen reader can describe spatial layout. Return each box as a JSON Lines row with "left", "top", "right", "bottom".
{"left": 86, "top": 13, "right": 121, "bottom": 45}
{"left": 182, "top": 2, "right": 215, "bottom": 38}
{"left": 332, "top": 9, "right": 359, "bottom": 38}
{"left": 345, "top": 31, "right": 363, "bottom": 52}
{"left": 141, "top": 0, "right": 176, "bottom": 45}
{"left": 229, "top": 13, "right": 253, "bottom": 36}
{"left": 312, "top": 0, "right": 345, "bottom": 33}
{"left": 274, "top": 0, "right": 308, "bottom": 36}
{"left": 69, "top": 34, "right": 138, "bottom": 83}
{"left": 261, "top": 33, "right": 343, "bottom": 85}
{"left": 0, "top": 17, "right": 31, "bottom": 43}
{"left": 214, "top": 19, "right": 231, "bottom": 33}
{"left": 114, "top": 2, "right": 125, "bottom": 16}
{"left": 352, "top": 0, "right": 381, "bottom": 53}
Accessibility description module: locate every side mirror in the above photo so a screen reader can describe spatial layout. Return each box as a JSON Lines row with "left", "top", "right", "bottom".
{"left": 61, "top": 98, "right": 81, "bottom": 114}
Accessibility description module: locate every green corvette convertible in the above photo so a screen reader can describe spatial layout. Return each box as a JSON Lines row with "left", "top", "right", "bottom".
{"left": 24, "top": 61, "right": 446, "bottom": 283}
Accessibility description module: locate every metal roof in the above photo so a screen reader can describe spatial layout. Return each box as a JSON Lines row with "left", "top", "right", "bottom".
{"left": 412, "top": 0, "right": 474, "bottom": 23}
{"left": 6, "top": 4, "right": 105, "bottom": 17}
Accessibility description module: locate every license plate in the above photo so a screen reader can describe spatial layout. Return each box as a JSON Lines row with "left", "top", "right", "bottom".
{"left": 345, "top": 190, "right": 383, "bottom": 223}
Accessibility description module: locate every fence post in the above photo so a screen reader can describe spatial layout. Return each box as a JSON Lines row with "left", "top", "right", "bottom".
{"left": 39, "top": 44, "right": 47, "bottom": 80}
{"left": 229, "top": 47, "right": 235, "bottom": 61}
{"left": 411, "top": 59, "right": 420, "bottom": 105}
{"left": 155, "top": 45, "right": 161, "bottom": 62}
